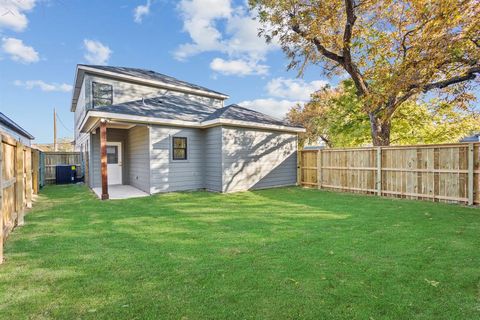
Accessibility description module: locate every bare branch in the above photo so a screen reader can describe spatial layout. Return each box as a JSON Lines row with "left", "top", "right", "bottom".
{"left": 290, "top": 22, "right": 345, "bottom": 64}
{"left": 422, "top": 67, "right": 480, "bottom": 92}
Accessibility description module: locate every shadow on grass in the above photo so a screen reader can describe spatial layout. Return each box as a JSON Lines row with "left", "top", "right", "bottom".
{"left": 0, "top": 185, "right": 479, "bottom": 319}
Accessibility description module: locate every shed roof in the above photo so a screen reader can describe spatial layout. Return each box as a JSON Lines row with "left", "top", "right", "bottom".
{"left": 0, "top": 112, "right": 35, "bottom": 140}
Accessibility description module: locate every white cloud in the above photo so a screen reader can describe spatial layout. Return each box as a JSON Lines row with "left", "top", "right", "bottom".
{"left": 1, "top": 37, "right": 39, "bottom": 63}
{"left": 238, "top": 99, "right": 299, "bottom": 119}
{"left": 0, "top": 0, "right": 36, "bottom": 32}
{"left": 83, "top": 39, "right": 112, "bottom": 65}
{"left": 133, "top": 0, "right": 151, "bottom": 23}
{"left": 238, "top": 78, "right": 330, "bottom": 118}
{"left": 175, "top": 0, "right": 276, "bottom": 76}
{"left": 266, "top": 78, "right": 329, "bottom": 101}
{"left": 14, "top": 80, "right": 73, "bottom": 92}
{"left": 210, "top": 58, "right": 268, "bottom": 76}
{"left": 175, "top": 0, "right": 231, "bottom": 60}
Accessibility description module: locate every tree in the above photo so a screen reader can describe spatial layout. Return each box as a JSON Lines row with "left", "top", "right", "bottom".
{"left": 287, "top": 81, "right": 369, "bottom": 147}
{"left": 288, "top": 81, "right": 480, "bottom": 147}
{"left": 250, "top": 0, "right": 480, "bottom": 145}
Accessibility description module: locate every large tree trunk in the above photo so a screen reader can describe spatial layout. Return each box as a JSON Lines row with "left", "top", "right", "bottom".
{"left": 368, "top": 112, "right": 391, "bottom": 146}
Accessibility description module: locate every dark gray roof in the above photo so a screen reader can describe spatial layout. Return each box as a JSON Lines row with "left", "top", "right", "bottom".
{"left": 93, "top": 93, "right": 219, "bottom": 123}
{"left": 0, "top": 112, "right": 34, "bottom": 139}
{"left": 92, "top": 95, "right": 299, "bottom": 129}
{"left": 78, "top": 65, "right": 228, "bottom": 98}
{"left": 204, "top": 104, "right": 298, "bottom": 127}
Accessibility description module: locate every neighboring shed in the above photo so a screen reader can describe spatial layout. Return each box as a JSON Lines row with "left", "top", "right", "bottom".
{"left": 0, "top": 112, "right": 35, "bottom": 146}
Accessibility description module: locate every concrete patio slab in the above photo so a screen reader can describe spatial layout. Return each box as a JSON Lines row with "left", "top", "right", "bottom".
{"left": 93, "top": 185, "right": 149, "bottom": 200}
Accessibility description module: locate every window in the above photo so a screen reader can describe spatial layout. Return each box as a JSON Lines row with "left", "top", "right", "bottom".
{"left": 172, "top": 137, "right": 187, "bottom": 160}
{"left": 107, "top": 145, "right": 119, "bottom": 164}
{"left": 92, "top": 82, "right": 113, "bottom": 107}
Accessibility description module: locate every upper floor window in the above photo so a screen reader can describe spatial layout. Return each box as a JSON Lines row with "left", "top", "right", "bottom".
{"left": 172, "top": 137, "right": 187, "bottom": 160}
{"left": 92, "top": 82, "right": 113, "bottom": 107}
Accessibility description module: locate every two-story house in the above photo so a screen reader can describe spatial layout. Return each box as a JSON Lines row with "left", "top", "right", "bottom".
{"left": 71, "top": 65, "right": 304, "bottom": 199}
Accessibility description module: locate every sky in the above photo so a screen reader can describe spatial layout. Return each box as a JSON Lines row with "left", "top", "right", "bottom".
{"left": 0, "top": 0, "right": 332, "bottom": 143}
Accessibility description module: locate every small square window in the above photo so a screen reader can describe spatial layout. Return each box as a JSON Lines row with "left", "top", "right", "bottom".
{"left": 107, "top": 145, "right": 118, "bottom": 164}
{"left": 172, "top": 137, "right": 187, "bottom": 160}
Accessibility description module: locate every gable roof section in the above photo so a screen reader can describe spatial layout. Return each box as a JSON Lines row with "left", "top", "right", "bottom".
{"left": 71, "top": 65, "right": 229, "bottom": 111}
{"left": 0, "top": 112, "right": 35, "bottom": 139}
{"left": 83, "top": 94, "right": 304, "bottom": 133}
{"left": 203, "top": 104, "right": 298, "bottom": 128}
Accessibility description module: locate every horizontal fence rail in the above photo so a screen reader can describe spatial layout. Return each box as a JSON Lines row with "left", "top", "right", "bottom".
{"left": 299, "top": 143, "right": 480, "bottom": 205}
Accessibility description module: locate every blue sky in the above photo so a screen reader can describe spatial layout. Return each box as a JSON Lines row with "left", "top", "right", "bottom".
{"left": 0, "top": 0, "right": 331, "bottom": 143}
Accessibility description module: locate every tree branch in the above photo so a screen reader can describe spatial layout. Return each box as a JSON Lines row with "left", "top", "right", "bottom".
{"left": 422, "top": 67, "right": 480, "bottom": 92}
{"left": 341, "top": 0, "right": 369, "bottom": 96}
{"left": 290, "top": 23, "right": 344, "bottom": 64}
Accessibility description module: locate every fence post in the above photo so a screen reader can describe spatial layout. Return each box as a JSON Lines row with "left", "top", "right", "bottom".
{"left": 0, "top": 136, "right": 3, "bottom": 264}
{"left": 297, "top": 150, "right": 302, "bottom": 186}
{"left": 16, "top": 142, "right": 25, "bottom": 226}
{"left": 376, "top": 147, "right": 382, "bottom": 196}
{"left": 468, "top": 143, "right": 474, "bottom": 205}
{"left": 25, "top": 148, "right": 32, "bottom": 208}
{"left": 317, "top": 150, "right": 322, "bottom": 189}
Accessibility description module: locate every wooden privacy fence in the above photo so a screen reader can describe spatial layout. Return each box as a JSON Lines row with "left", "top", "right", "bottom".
{"left": 1, "top": 134, "right": 39, "bottom": 264}
{"left": 299, "top": 143, "right": 480, "bottom": 205}
{"left": 43, "top": 152, "right": 82, "bottom": 185}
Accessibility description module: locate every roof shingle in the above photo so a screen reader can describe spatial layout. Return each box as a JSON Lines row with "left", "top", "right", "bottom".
{"left": 92, "top": 94, "right": 300, "bottom": 129}
{"left": 79, "top": 65, "right": 228, "bottom": 98}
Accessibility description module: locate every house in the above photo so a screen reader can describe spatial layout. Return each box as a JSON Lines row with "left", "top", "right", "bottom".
{"left": 460, "top": 133, "right": 480, "bottom": 142}
{"left": 0, "top": 112, "right": 35, "bottom": 146}
{"left": 72, "top": 65, "right": 304, "bottom": 199}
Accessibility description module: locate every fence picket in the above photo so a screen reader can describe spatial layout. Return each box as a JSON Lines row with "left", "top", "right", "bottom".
{"left": 299, "top": 142, "right": 479, "bottom": 205}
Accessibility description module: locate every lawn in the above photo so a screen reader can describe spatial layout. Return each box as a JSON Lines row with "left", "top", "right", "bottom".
{"left": 0, "top": 185, "right": 479, "bottom": 319}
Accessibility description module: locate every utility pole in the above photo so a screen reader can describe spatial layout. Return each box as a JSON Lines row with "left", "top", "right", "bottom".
{"left": 53, "top": 108, "right": 57, "bottom": 152}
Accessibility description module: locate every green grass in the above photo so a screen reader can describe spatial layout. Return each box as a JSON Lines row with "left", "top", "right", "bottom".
{"left": 1, "top": 185, "right": 479, "bottom": 319}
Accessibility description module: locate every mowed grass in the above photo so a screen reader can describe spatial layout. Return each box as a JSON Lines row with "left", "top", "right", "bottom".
{"left": 0, "top": 185, "right": 479, "bottom": 319}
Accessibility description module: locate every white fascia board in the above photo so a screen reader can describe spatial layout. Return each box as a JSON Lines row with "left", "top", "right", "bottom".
{"left": 70, "top": 67, "right": 84, "bottom": 112}
{"left": 201, "top": 118, "right": 306, "bottom": 133}
{"left": 81, "top": 111, "right": 306, "bottom": 134}
{"left": 77, "top": 65, "right": 230, "bottom": 100}
{"left": 81, "top": 111, "right": 203, "bottom": 132}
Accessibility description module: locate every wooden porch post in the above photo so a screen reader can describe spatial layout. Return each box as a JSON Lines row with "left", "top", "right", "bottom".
{"left": 100, "top": 120, "right": 109, "bottom": 200}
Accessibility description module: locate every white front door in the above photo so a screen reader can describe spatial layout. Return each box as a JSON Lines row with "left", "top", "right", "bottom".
{"left": 106, "top": 142, "right": 122, "bottom": 185}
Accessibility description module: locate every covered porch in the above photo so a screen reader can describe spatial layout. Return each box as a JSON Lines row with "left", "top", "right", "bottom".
{"left": 86, "top": 119, "right": 151, "bottom": 200}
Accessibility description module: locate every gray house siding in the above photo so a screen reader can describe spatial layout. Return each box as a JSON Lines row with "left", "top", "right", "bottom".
{"left": 87, "top": 125, "right": 298, "bottom": 194}
{"left": 149, "top": 126, "right": 204, "bottom": 193}
{"left": 204, "top": 127, "right": 223, "bottom": 192}
{"left": 221, "top": 126, "right": 297, "bottom": 193}
{"left": 127, "top": 126, "right": 150, "bottom": 193}
{"left": 90, "top": 128, "right": 129, "bottom": 188}
{"left": 0, "top": 124, "right": 32, "bottom": 146}
{"left": 84, "top": 74, "right": 224, "bottom": 109}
